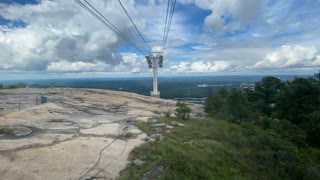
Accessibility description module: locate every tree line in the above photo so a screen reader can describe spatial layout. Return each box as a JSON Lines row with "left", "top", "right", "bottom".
{"left": 205, "top": 71, "right": 320, "bottom": 147}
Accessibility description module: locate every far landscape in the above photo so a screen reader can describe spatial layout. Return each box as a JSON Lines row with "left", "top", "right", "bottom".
{"left": 0, "top": 0, "right": 320, "bottom": 180}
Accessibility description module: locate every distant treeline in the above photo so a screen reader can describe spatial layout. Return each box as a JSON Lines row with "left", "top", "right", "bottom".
{"left": 0, "top": 83, "right": 27, "bottom": 89}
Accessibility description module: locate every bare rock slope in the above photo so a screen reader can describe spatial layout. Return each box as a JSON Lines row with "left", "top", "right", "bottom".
{"left": 0, "top": 88, "right": 203, "bottom": 180}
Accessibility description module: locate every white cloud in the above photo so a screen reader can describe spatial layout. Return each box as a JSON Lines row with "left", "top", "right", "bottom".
{"left": 171, "top": 61, "right": 230, "bottom": 73}
{"left": 0, "top": 0, "right": 190, "bottom": 75}
{"left": 194, "top": 0, "right": 263, "bottom": 31}
{"left": 171, "top": 62, "right": 190, "bottom": 72}
{"left": 253, "top": 45, "right": 320, "bottom": 69}
{"left": 131, "top": 67, "right": 141, "bottom": 73}
{"left": 47, "top": 61, "right": 110, "bottom": 72}
{"left": 114, "top": 53, "right": 147, "bottom": 73}
{"left": 190, "top": 61, "right": 230, "bottom": 72}
{"left": 0, "top": 0, "right": 149, "bottom": 72}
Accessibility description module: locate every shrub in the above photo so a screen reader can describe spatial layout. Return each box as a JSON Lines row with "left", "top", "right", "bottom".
{"left": 164, "top": 111, "right": 171, "bottom": 118}
{"left": 175, "top": 102, "right": 191, "bottom": 120}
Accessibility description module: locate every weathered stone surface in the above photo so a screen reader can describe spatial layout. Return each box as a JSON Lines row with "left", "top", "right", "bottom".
{"left": 0, "top": 88, "right": 203, "bottom": 179}
{"left": 150, "top": 133, "right": 164, "bottom": 141}
{"left": 147, "top": 119, "right": 160, "bottom": 124}
{"left": 171, "top": 121, "right": 185, "bottom": 127}
{"left": 150, "top": 123, "right": 166, "bottom": 128}
{"left": 142, "top": 165, "right": 164, "bottom": 180}
{"left": 166, "top": 125, "right": 174, "bottom": 129}
{"left": 155, "top": 127, "right": 163, "bottom": 133}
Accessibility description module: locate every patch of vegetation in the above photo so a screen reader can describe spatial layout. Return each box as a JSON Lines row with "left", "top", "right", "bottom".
{"left": 175, "top": 102, "right": 191, "bottom": 120}
{"left": 0, "top": 127, "right": 15, "bottom": 135}
{"left": 163, "top": 110, "right": 171, "bottom": 118}
{"left": 120, "top": 118, "right": 320, "bottom": 179}
{"left": 124, "top": 132, "right": 134, "bottom": 138}
{"left": 134, "top": 121, "right": 155, "bottom": 136}
{"left": 159, "top": 117, "right": 172, "bottom": 124}
{"left": 206, "top": 73, "right": 320, "bottom": 147}
{"left": 152, "top": 110, "right": 161, "bottom": 115}
{"left": 120, "top": 72, "right": 320, "bottom": 180}
{"left": 0, "top": 83, "right": 27, "bottom": 89}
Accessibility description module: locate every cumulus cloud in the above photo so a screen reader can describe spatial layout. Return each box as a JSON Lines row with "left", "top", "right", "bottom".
{"left": 0, "top": 0, "right": 148, "bottom": 72}
{"left": 114, "top": 53, "right": 147, "bottom": 73}
{"left": 171, "top": 61, "right": 230, "bottom": 73}
{"left": 193, "top": 0, "right": 263, "bottom": 32}
{"left": 47, "top": 61, "right": 110, "bottom": 72}
{"left": 191, "top": 61, "right": 230, "bottom": 72}
{"left": 170, "top": 62, "right": 190, "bottom": 72}
{"left": 253, "top": 45, "right": 320, "bottom": 69}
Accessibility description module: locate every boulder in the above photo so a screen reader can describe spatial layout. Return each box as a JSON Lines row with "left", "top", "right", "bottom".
{"left": 142, "top": 165, "right": 164, "bottom": 180}
{"left": 133, "top": 159, "right": 145, "bottom": 166}
{"left": 149, "top": 134, "right": 164, "bottom": 141}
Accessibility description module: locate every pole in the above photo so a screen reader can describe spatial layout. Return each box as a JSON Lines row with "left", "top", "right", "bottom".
{"left": 151, "top": 56, "right": 160, "bottom": 97}
{"left": 146, "top": 53, "right": 162, "bottom": 98}
{"left": 153, "top": 57, "right": 158, "bottom": 93}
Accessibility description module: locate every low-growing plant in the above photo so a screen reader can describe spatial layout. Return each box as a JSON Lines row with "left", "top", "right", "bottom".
{"left": 164, "top": 111, "right": 171, "bottom": 118}
{"left": 124, "top": 132, "right": 134, "bottom": 138}
{"left": 0, "top": 127, "right": 14, "bottom": 135}
{"left": 134, "top": 121, "right": 154, "bottom": 136}
{"left": 175, "top": 102, "right": 191, "bottom": 120}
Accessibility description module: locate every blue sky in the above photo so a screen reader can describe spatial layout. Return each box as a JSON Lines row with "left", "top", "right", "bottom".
{"left": 0, "top": 0, "right": 320, "bottom": 80}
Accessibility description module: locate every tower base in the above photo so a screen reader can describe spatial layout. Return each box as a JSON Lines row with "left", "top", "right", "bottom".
{"left": 151, "top": 91, "right": 160, "bottom": 98}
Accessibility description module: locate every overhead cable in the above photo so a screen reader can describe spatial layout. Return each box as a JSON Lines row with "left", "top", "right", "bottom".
{"left": 75, "top": 0, "right": 145, "bottom": 54}
{"left": 118, "top": 0, "right": 151, "bottom": 52}
{"left": 162, "top": 0, "right": 177, "bottom": 50}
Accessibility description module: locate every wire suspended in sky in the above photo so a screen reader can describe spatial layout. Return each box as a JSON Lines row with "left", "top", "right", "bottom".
{"left": 75, "top": 0, "right": 145, "bottom": 54}
{"left": 163, "top": 0, "right": 177, "bottom": 50}
{"left": 117, "top": 0, "right": 151, "bottom": 52}
{"left": 162, "top": 0, "right": 170, "bottom": 48}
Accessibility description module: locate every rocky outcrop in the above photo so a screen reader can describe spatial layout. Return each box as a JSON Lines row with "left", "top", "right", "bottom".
{"left": 0, "top": 88, "right": 203, "bottom": 179}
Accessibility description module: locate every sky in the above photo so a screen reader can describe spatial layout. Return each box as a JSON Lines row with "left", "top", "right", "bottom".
{"left": 0, "top": 0, "right": 320, "bottom": 80}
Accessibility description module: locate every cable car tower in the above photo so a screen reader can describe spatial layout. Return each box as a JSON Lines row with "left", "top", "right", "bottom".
{"left": 75, "top": 0, "right": 177, "bottom": 99}
{"left": 145, "top": 52, "right": 163, "bottom": 98}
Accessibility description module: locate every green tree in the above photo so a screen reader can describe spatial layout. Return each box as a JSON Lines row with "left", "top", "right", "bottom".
{"left": 227, "top": 89, "right": 249, "bottom": 119}
{"left": 314, "top": 70, "right": 320, "bottom": 82}
{"left": 254, "top": 76, "right": 283, "bottom": 116}
{"left": 305, "top": 111, "right": 320, "bottom": 146}
{"left": 205, "top": 88, "right": 228, "bottom": 114}
{"left": 244, "top": 89, "right": 265, "bottom": 114}
{"left": 255, "top": 76, "right": 283, "bottom": 102}
{"left": 276, "top": 77, "right": 320, "bottom": 125}
{"left": 175, "top": 102, "right": 191, "bottom": 120}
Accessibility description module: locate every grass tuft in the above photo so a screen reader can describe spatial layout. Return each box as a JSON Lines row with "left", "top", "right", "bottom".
{"left": 0, "top": 127, "right": 15, "bottom": 135}
{"left": 134, "top": 121, "right": 155, "bottom": 136}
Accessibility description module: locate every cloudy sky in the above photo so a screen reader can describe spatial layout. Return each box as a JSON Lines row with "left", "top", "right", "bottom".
{"left": 0, "top": 0, "right": 320, "bottom": 80}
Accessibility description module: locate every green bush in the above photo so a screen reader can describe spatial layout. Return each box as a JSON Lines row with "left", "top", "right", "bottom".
{"left": 164, "top": 111, "right": 171, "bottom": 118}
{"left": 175, "top": 102, "right": 191, "bottom": 120}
